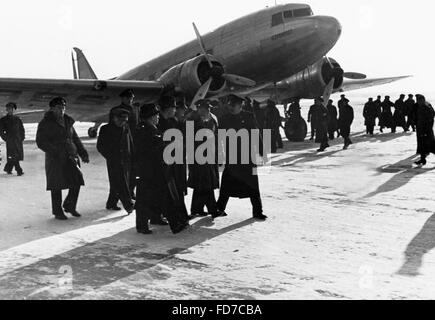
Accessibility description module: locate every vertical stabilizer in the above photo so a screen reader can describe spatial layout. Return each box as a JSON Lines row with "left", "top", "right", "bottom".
{"left": 72, "top": 47, "right": 98, "bottom": 79}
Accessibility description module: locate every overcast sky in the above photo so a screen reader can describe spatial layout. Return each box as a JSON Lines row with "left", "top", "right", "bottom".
{"left": 0, "top": 0, "right": 432, "bottom": 92}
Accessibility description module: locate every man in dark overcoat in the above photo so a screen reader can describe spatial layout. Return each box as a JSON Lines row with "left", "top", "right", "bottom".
{"left": 379, "top": 96, "right": 394, "bottom": 133}
{"left": 36, "top": 97, "right": 89, "bottom": 220}
{"left": 363, "top": 98, "right": 377, "bottom": 136}
{"left": 307, "top": 101, "right": 319, "bottom": 140}
{"left": 405, "top": 94, "right": 416, "bottom": 132}
{"left": 97, "top": 108, "right": 134, "bottom": 213}
{"left": 392, "top": 94, "right": 408, "bottom": 133}
{"left": 374, "top": 95, "right": 383, "bottom": 132}
{"left": 110, "top": 89, "right": 138, "bottom": 199}
{"left": 314, "top": 98, "right": 329, "bottom": 152}
{"left": 134, "top": 104, "right": 189, "bottom": 234}
{"left": 217, "top": 94, "right": 267, "bottom": 220}
{"left": 339, "top": 98, "right": 354, "bottom": 149}
{"left": 414, "top": 94, "right": 435, "bottom": 166}
{"left": 187, "top": 100, "right": 220, "bottom": 218}
{"left": 0, "top": 102, "right": 25, "bottom": 175}
{"left": 264, "top": 99, "right": 283, "bottom": 153}
{"left": 326, "top": 99, "right": 338, "bottom": 140}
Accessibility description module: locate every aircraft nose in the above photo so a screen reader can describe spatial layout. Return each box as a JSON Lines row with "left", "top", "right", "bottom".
{"left": 314, "top": 16, "right": 342, "bottom": 46}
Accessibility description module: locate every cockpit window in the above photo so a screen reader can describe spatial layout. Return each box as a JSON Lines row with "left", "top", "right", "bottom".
{"left": 271, "top": 12, "right": 284, "bottom": 27}
{"left": 283, "top": 10, "right": 293, "bottom": 19}
{"left": 293, "top": 8, "right": 313, "bottom": 18}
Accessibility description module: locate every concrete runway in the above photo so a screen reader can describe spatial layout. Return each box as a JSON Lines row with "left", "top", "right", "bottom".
{"left": 1, "top": 102, "right": 435, "bottom": 299}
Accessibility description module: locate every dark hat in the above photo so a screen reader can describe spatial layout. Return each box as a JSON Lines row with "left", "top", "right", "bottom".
{"left": 227, "top": 93, "right": 245, "bottom": 104}
{"left": 408, "top": 94, "right": 414, "bottom": 97}
{"left": 195, "top": 99, "right": 211, "bottom": 109}
{"left": 49, "top": 97, "right": 66, "bottom": 108}
{"left": 416, "top": 94, "right": 426, "bottom": 101}
{"left": 158, "top": 96, "right": 175, "bottom": 110}
{"left": 119, "top": 89, "right": 134, "bottom": 98}
{"left": 267, "top": 99, "right": 276, "bottom": 106}
{"left": 5, "top": 102, "right": 17, "bottom": 110}
{"left": 315, "top": 97, "right": 324, "bottom": 103}
{"left": 140, "top": 103, "right": 159, "bottom": 119}
{"left": 112, "top": 107, "right": 130, "bottom": 117}
{"left": 400, "top": 94, "right": 406, "bottom": 98}
{"left": 340, "top": 94, "right": 346, "bottom": 98}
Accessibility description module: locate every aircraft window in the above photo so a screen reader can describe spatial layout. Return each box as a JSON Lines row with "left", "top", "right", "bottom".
{"left": 284, "top": 10, "right": 293, "bottom": 18}
{"left": 271, "top": 12, "right": 284, "bottom": 26}
{"left": 293, "top": 8, "right": 313, "bottom": 17}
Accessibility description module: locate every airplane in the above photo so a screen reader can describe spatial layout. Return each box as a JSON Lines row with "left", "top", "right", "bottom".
{"left": 0, "top": 3, "right": 408, "bottom": 138}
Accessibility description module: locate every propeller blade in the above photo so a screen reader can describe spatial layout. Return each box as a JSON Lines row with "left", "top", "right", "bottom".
{"left": 192, "top": 22, "right": 213, "bottom": 68}
{"left": 190, "top": 77, "right": 213, "bottom": 110}
{"left": 322, "top": 79, "right": 335, "bottom": 107}
{"left": 325, "top": 56, "right": 334, "bottom": 69}
{"left": 222, "top": 74, "right": 256, "bottom": 87}
{"left": 343, "top": 72, "right": 367, "bottom": 80}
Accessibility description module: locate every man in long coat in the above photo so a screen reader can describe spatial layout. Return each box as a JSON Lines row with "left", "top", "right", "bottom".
{"left": 36, "top": 97, "right": 89, "bottom": 220}
{"left": 134, "top": 103, "right": 189, "bottom": 234}
{"left": 314, "top": 98, "right": 329, "bottom": 152}
{"left": 339, "top": 98, "right": 354, "bottom": 149}
{"left": 0, "top": 102, "right": 25, "bottom": 175}
{"left": 405, "top": 94, "right": 417, "bottom": 132}
{"left": 187, "top": 100, "right": 220, "bottom": 218}
{"left": 374, "top": 95, "right": 383, "bottom": 132}
{"left": 217, "top": 94, "right": 267, "bottom": 220}
{"left": 307, "top": 102, "right": 319, "bottom": 140}
{"left": 97, "top": 108, "right": 134, "bottom": 213}
{"left": 110, "top": 89, "right": 138, "bottom": 199}
{"left": 414, "top": 94, "right": 435, "bottom": 166}
{"left": 264, "top": 99, "right": 283, "bottom": 153}
{"left": 363, "top": 98, "right": 377, "bottom": 136}
{"left": 392, "top": 94, "right": 408, "bottom": 133}
{"left": 379, "top": 96, "right": 394, "bottom": 133}
{"left": 326, "top": 99, "right": 338, "bottom": 140}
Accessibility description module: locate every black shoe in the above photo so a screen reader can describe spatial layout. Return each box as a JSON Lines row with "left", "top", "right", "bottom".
{"left": 211, "top": 211, "right": 224, "bottom": 219}
{"left": 17, "top": 172, "right": 24, "bottom": 176}
{"left": 150, "top": 218, "right": 169, "bottom": 226}
{"left": 54, "top": 213, "right": 68, "bottom": 220}
{"left": 106, "top": 205, "right": 122, "bottom": 211}
{"left": 172, "top": 222, "right": 189, "bottom": 234}
{"left": 317, "top": 148, "right": 326, "bottom": 152}
{"left": 415, "top": 159, "right": 427, "bottom": 166}
{"left": 63, "top": 207, "right": 81, "bottom": 217}
{"left": 137, "top": 229, "right": 153, "bottom": 235}
{"left": 191, "top": 211, "right": 208, "bottom": 217}
{"left": 253, "top": 213, "right": 268, "bottom": 220}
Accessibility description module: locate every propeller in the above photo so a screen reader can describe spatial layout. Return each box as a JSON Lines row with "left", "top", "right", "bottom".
{"left": 343, "top": 72, "right": 367, "bottom": 80}
{"left": 190, "top": 22, "right": 256, "bottom": 107}
{"left": 322, "top": 57, "right": 339, "bottom": 106}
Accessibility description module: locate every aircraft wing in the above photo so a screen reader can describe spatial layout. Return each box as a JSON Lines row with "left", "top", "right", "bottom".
{"left": 0, "top": 78, "right": 163, "bottom": 122}
{"left": 338, "top": 75, "right": 411, "bottom": 93}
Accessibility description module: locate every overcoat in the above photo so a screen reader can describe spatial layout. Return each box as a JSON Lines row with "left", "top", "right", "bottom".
{"left": 36, "top": 112, "right": 88, "bottom": 191}
{"left": 0, "top": 115, "right": 25, "bottom": 161}
{"left": 415, "top": 102, "right": 435, "bottom": 156}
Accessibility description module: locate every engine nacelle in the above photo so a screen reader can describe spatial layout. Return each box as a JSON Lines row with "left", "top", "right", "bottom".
{"left": 157, "top": 54, "right": 226, "bottom": 98}
{"left": 278, "top": 57, "right": 344, "bottom": 101}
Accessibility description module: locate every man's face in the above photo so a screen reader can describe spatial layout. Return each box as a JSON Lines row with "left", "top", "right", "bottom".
{"left": 228, "top": 102, "right": 242, "bottom": 115}
{"left": 6, "top": 106, "right": 14, "bottom": 115}
{"left": 113, "top": 115, "right": 128, "bottom": 127}
{"left": 52, "top": 102, "right": 66, "bottom": 118}
{"left": 175, "top": 108, "right": 185, "bottom": 120}
{"left": 122, "top": 95, "right": 134, "bottom": 106}
{"left": 151, "top": 113, "right": 159, "bottom": 126}
{"left": 198, "top": 107, "right": 209, "bottom": 118}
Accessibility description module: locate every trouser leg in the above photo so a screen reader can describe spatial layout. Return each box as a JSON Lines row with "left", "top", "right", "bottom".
{"left": 271, "top": 129, "right": 278, "bottom": 152}
{"left": 14, "top": 161, "right": 23, "bottom": 174}
{"left": 217, "top": 192, "right": 230, "bottom": 212}
{"left": 129, "top": 164, "right": 137, "bottom": 198}
{"left": 51, "top": 190, "right": 63, "bottom": 215}
{"left": 4, "top": 161, "right": 12, "bottom": 173}
{"left": 63, "top": 187, "right": 80, "bottom": 210}
{"left": 250, "top": 192, "right": 263, "bottom": 216}
{"left": 276, "top": 129, "right": 283, "bottom": 148}
{"left": 204, "top": 190, "right": 218, "bottom": 215}
{"left": 310, "top": 123, "right": 315, "bottom": 139}
{"left": 191, "top": 189, "right": 205, "bottom": 214}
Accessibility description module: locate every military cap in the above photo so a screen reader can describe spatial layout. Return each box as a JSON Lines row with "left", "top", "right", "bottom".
{"left": 195, "top": 99, "right": 211, "bottom": 109}
{"left": 315, "top": 97, "right": 324, "bottom": 103}
{"left": 49, "top": 97, "right": 67, "bottom": 108}
{"left": 400, "top": 94, "right": 406, "bottom": 97}
{"left": 119, "top": 89, "right": 134, "bottom": 98}
{"left": 158, "top": 95, "right": 176, "bottom": 110}
{"left": 140, "top": 103, "right": 159, "bottom": 119}
{"left": 408, "top": 94, "right": 414, "bottom": 97}
{"left": 416, "top": 94, "right": 426, "bottom": 101}
{"left": 340, "top": 94, "right": 346, "bottom": 98}
{"left": 227, "top": 93, "right": 246, "bottom": 104}
{"left": 5, "top": 102, "right": 17, "bottom": 110}
{"left": 112, "top": 107, "right": 130, "bottom": 117}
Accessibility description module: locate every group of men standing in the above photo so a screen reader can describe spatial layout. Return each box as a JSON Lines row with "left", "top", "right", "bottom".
{"left": 363, "top": 94, "right": 417, "bottom": 135}
{"left": 307, "top": 95, "right": 354, "bottom": 152}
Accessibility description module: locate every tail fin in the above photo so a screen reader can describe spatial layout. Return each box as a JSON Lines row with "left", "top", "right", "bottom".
{"left": 72, "top": 47, "right": 98, "bottom": 79}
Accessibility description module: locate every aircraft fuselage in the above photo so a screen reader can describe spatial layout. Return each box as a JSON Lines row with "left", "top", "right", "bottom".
{"left": 116, "top": 3, "right": 341, "bottom": 86}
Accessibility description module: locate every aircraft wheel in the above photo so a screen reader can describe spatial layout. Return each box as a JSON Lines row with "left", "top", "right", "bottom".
{"left": 284, "top": 118, "right": 307, "bottom": 142}
{"left": 88, "top": 127, "right": 98, "bottom": 138}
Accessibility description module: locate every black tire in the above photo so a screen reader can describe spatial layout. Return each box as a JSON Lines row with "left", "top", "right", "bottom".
{"left": 88, "top": 127, "right": 98, "bottom": 138}
{"left": 284, "top": 118, "right": 307, "bottom": 142}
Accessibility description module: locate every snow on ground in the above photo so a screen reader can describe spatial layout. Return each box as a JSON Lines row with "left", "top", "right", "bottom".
{"left": 1, "top": 91, "right": 435, "bottom": 299}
